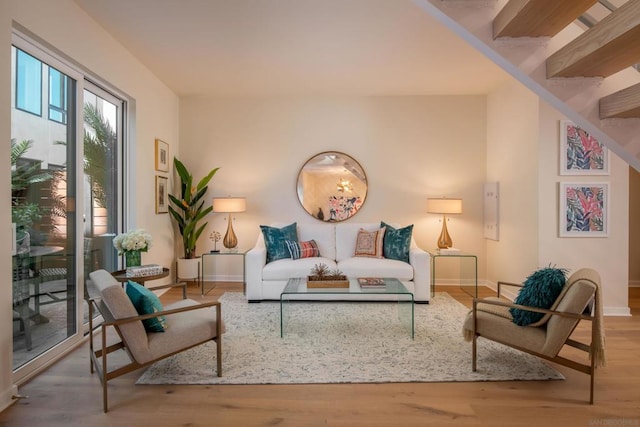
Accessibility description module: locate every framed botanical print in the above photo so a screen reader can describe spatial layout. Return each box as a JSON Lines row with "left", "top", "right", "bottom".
{"left": 155, "top": 175, "right": 168, "bottom": 214}
{"left": 155, "top": 139, "right": 169, "bottom": 172}
{"left": 559, "top": 120, "right": 609, "bottom": 175}
{"left": 559, "top": 182, "right": 608, "bottom": 237}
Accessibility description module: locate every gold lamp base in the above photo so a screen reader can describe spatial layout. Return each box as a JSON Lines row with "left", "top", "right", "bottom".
{"left": 223, "top": 215, "right": 238, "bottom": 249}
{"left": 437, "top": 215, "right": 453, "bottom": 249}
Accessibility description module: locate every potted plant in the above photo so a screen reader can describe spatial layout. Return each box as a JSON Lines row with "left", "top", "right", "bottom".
{"left": 113, "top": 229, "right": 152, "bottom": 267}
{"left": 168, "top": 157, "right": 219, "bottom": 277}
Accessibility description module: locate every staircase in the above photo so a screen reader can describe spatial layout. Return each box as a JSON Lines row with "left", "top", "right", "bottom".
{"left": 412, "top": 0, "right": 640, "bottom": 171}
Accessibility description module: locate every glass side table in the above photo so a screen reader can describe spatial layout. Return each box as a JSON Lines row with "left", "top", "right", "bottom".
{"left": 200, "top": 250, "right": 247, "bottom": 296}
{"left": 428, "top": 250, "right": 478, "bottom": 298}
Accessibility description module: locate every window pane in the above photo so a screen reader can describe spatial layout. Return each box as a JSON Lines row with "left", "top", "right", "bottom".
{"left": 49, "top": 68, "right": 67, "bottom": 124}
{"left": 16, "top": 49, "right": 42, "bottom": 116}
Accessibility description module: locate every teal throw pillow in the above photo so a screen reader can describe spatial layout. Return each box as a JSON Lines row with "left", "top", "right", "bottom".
{"left": 125, "top": 280, "right": 167, "bottom": 332}
{"left": 260, "top": 223, "right": 298, "bottom": 263}
{"left": 509, "top": 267, "right": 568, "bottom": 326}
{"left": 380, "top": 221, "right": 413, "bottom": 263}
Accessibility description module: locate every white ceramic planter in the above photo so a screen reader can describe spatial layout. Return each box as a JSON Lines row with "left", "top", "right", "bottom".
{"left": 176, "top": 257, "right": 200, "bottom": 279}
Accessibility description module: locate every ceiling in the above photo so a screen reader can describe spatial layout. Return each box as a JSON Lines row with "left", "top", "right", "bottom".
{"left": 74, "top": 0, "right": 510, "bottom": 97}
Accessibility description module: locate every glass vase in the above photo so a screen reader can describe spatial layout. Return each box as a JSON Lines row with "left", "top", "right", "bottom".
{"left": 125, "top": 250, "right": 142, "bottom": 267}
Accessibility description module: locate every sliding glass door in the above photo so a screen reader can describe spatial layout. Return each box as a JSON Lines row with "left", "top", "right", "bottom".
{"left": 10, "top": 34, "right": 125, "bottom": 380}
{"left": 11, "top": 45, "right": 79, "bottom": 370}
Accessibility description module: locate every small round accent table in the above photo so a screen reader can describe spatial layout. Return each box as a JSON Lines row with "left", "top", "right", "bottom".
{"left": 111, "top": 267, "right": 170, "bottom": 286}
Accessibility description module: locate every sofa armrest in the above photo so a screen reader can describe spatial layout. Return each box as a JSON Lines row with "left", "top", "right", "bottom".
{"left": 409, "top": 247, "right": 431, "bottom": 302}
{"left": 246, "top": 246, "right": 267, "bottom": 301}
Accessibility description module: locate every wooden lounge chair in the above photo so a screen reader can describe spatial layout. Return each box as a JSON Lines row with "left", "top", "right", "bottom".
{"left": 462, "top": 268, "right": 605, "bottom": 404}
{"left": 87, "top": 269, "right": 223, "bottom": 412}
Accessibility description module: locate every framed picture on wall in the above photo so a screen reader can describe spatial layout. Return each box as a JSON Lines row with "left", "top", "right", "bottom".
{"left": 155, "top": 139, "right": 169, "bottom": 172}
{"left": 155, "top": 175, "right": 168, "bottom": 214}
{"left": 559, "top": 182, "right": 608, "bottom": 237}
{"left": 559, "top": 120, "right": 609, "bottom": 175}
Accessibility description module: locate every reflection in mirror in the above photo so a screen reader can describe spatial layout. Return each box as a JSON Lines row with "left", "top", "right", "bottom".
{"left": 296, "top": 151, "right": 367, "bottom": 222}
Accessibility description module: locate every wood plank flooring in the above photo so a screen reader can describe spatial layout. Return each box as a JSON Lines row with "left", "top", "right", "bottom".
{"left": 1, "top": 283, "right": 639, "bottom": 426}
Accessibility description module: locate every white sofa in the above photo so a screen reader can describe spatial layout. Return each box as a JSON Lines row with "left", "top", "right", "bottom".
{"left": 246, "top": 222, "right": 431, "bottom": 303}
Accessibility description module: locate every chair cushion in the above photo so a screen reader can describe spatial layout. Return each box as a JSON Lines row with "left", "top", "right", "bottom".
{"left": 145, "top": 299, "right": 222, "bottom": 364}
{"left": 354, "top": 227, "right": 385, "bottom": 258}
{"left": 285, "top": 240, "right": 320, "bottom": 260}
{"left": 260, "top": 223, "right": 298, "bottom": 264}
{"left": 338, "top": 257, "right": 414, "bottom": 280}
{"left": 125, "top": 280, "right": 167, "bottom": 332}
{"left": 381, "top": 221, "right": 413, "bottom": 263}
{"left": 510, "top": 267, "right": 568, "bottom": 326}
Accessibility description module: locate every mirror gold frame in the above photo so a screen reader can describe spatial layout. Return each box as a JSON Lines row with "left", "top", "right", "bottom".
{"left": 296, "top": 151, "right": 368, "bottom": 222}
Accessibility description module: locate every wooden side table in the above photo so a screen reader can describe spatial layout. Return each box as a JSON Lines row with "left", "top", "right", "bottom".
{"left": 111, "top": 267, "right": 171, "bottom": 287}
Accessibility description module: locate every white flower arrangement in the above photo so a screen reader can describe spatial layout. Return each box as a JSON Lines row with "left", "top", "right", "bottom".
{"left": 113, "top": 229, "right": 152, "bottom": 255}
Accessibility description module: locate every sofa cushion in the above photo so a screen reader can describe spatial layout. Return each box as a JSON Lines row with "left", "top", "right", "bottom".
{"left": 125, "top": 280, "right": 167, "bottom": 332}
{"left": 260, "top": 223, "right": 298, "bottom": 263}
{"left": 262, "top": 257, "right": 338, "bottom": 281}
{"left": 510, "top": 267, "right": 568, "bottom": 326}
{"left": 354, "top": 227, "right": 386, "bottom": 258}
{"left": 297, "top": 222, "right": 336, "bottom": 260}
{"left": 381, "top": 221, "right": 413, "bottom": 263}
{"left": 285, "top": 239, "right": 320, "bottom": 259}
{"left": 338, "top": 257, "right": 414, "bottom": 281}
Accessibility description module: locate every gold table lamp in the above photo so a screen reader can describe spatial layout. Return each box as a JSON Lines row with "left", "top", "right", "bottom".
{"left": 427, "top": 197, "right": 462, "bottom": 249}
{"left": 212, "top": 197, "right": 246, "bottom": 250}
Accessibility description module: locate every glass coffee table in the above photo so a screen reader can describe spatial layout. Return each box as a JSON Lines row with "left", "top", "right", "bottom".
{"left": 280, "top": 277, "right": 414, "bottom": 338}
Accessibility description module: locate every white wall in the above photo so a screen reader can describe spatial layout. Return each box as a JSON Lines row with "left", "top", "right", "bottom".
{"left": 486, "top": 80, "right": 540, "bottom": 287}
{"left": 538, "top": 102, "right": 630, "bottom": 315}
{"left": 630, "top": 168, "right": 640, "bottom": 287}
{"left": 486, "top": 79, "right": 630, "bottom": 315}
{"left": 180, "top": 95, "right": 488, "bottom": 280}
{"left": 1, "top": 0, "right": 180, "bottom": 410}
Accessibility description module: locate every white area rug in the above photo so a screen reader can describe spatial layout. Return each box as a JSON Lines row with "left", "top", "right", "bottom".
{"left": 136, "top": 292, "right": 563, "bottom": 385}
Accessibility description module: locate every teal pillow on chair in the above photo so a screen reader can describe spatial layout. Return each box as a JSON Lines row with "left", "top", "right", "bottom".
{"left": 125, "top": 280, "right": 167, "bottom": 332}
{"left": 380, "top": 221, "right": 413, "bottom": 263}
{"left": 509, "top": 267, "right": 568, "bottom": 326}
{"left": 260, "top": 223, "right": 298, "bottom": 263}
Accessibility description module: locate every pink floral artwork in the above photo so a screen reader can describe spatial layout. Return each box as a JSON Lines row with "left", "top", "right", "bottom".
{"left": 560, "top": 183, "right": 608, "bottom": 237}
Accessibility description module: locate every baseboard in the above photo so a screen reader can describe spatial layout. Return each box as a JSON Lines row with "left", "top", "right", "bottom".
{"left": 203, "top": 274, "right": 243, "bottom": 282}
{"left": 0, "top": 384, "right": 19, "bottom": 413}
{"left": 604, "top": 306, "right": 632, "bottom": 316}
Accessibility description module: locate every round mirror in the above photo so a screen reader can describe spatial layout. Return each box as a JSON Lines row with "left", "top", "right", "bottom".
{"left": 296, "top": 151, "right": 368, "bottom": 222}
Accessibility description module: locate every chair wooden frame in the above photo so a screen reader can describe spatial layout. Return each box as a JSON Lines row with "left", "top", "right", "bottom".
{"left": 88, "top": 282, "right": 222, "bottom": 412}
{"left": 471, "top": 281, "right": 598, "bottom": 404}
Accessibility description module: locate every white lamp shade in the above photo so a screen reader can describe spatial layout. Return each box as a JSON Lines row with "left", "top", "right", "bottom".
{"left": 212, "top": 197, "right": 246, "bottom": 213}
{"left": 427, "top": 198, "right": 462, "bottom": 214}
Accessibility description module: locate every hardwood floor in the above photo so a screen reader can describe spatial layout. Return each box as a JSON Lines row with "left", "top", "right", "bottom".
{"left": 1, "top": 283, "right": 639, "bottom": 426}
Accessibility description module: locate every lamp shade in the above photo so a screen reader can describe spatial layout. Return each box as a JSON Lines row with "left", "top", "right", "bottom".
{"left": 212, "top": 197, "right": 246, "bottom": 213}
{"left": 426, "top": 198, "right": 462, "bottom": 214}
